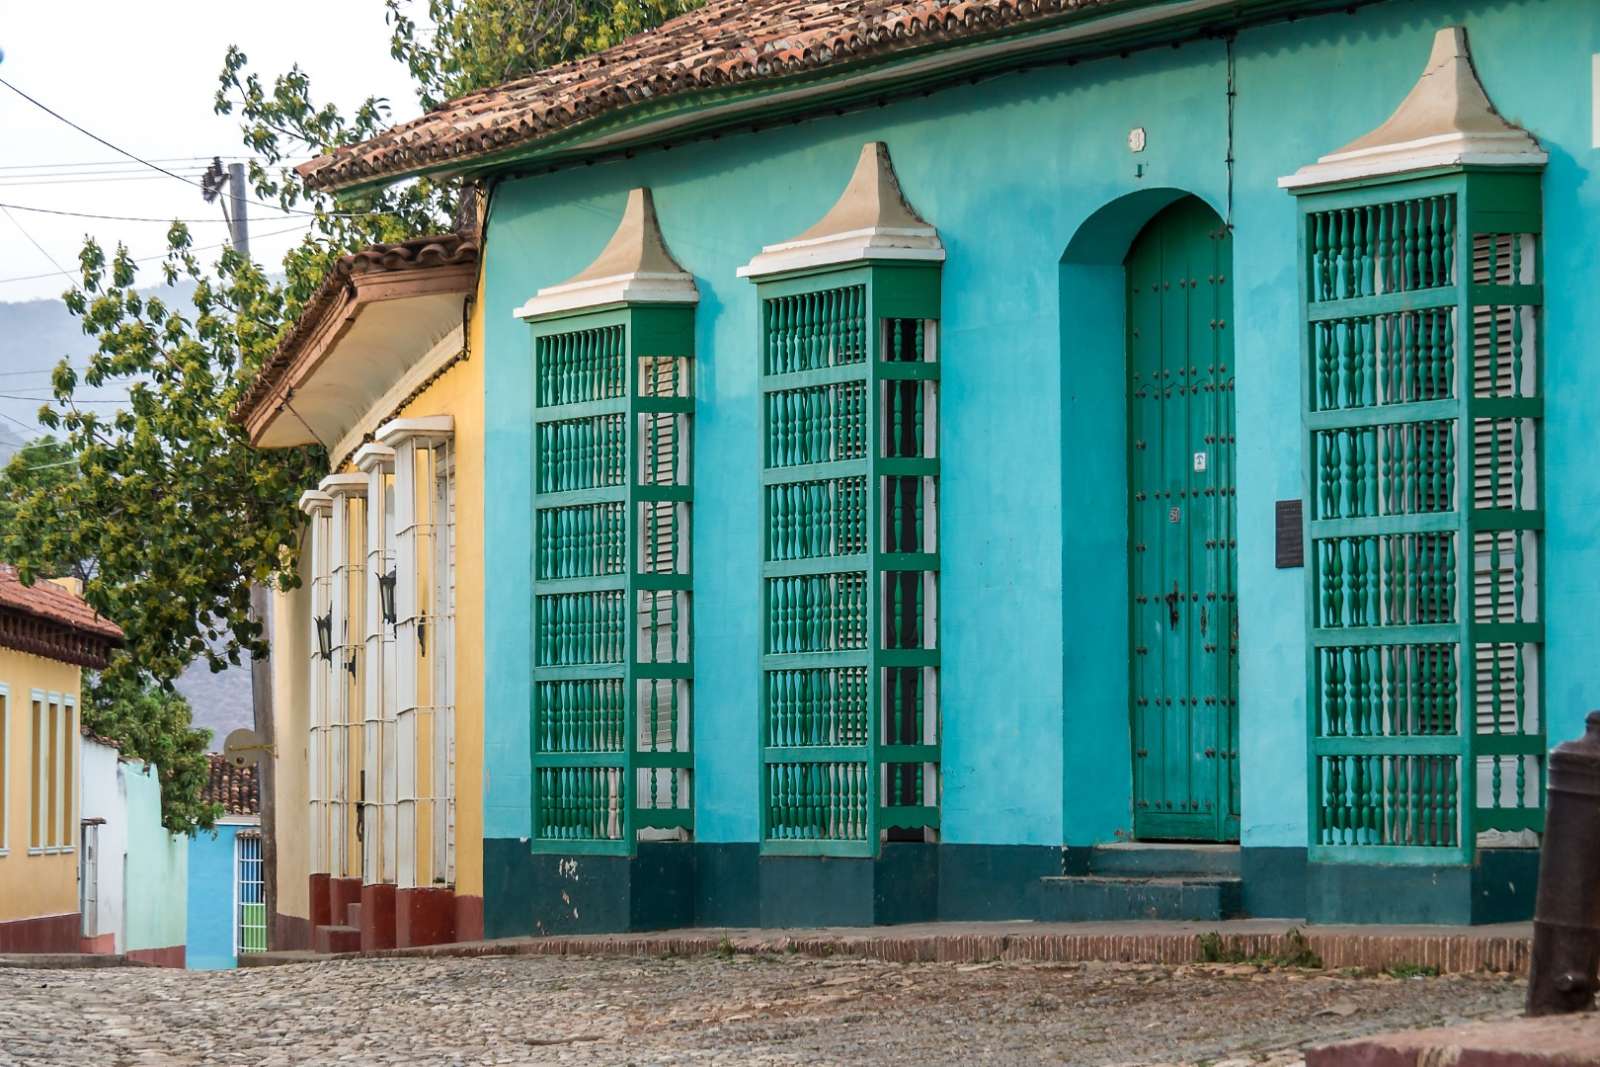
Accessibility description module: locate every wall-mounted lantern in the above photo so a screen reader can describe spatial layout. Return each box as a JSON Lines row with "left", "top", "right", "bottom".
{"left": 378, "top": 567, "right": 398, "bottom": 630}
{"left": 315, "top": 609, "right": 333, "bottom": 662}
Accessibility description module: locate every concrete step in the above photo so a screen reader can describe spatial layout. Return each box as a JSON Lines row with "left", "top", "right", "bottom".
{"left": 1077, "top": 843, "right": 1241, "bottom": 879}
{"left": 1038, "top": 876, "right": 1243, "bottom": 922}
{"left": 312, "top": 925, "right": 362, "bottom": 955}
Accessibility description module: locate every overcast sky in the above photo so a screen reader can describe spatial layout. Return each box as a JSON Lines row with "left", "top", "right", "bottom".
{"left": 0, "top": 1, "right": 421, "bottom": 305}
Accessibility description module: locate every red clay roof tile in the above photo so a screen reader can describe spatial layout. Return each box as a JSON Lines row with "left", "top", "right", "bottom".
{"left": 299, "top": 0, "right": 1142, "bottom": 192}
{"left": 0, "top": 566, "right": 123, "bottom": 643}
{"left": 202, "top": 752, "right": 261, "bottom": 817}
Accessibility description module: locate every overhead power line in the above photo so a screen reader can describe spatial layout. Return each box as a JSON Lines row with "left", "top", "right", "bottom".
{"left": 0, "top": 156, "right": 258, "bottom": 172}
{"left": 0, "top": 75, "right": 386, "bottom": 220}
{"left": 0, "top": 173, "right": 216, "bottom": 188}
{"left": 0, "top": 392, "right": 126, "bottom": 404}
{"left": 0, "top": 408, "right": 41, "bottom": 434}
{"left": 0, "top": 220, "right": 315, "bottom": 285}
{"left": 0, "top": 200, "right": 235, "bottom": 224}
{"left": 0, "top": 75, "right": 222, "bottom": 191}
{"left": 0, "top": 204, "right": 75, "bottom": 281}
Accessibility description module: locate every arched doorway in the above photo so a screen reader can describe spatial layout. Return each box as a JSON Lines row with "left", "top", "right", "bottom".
{"left": 1125, "top": 197, "right": 1239, "bottom": 843}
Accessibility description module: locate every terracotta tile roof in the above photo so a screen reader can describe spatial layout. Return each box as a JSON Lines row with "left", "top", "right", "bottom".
{"left": 203, "top": 752, "right": 261, "bottom": 817}
{"left": 232, "top": 232, "right": 480, "bottom": 429}
{"left": 300, "top": 0, "right": 1149, "bottom": 192}
{"left": 0, "top": 566, "right": 124, "bottom": 643}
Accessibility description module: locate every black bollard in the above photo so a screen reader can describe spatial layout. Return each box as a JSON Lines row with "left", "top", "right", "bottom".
{"left": 1526, "top": 710, "right": 1600, "bottom": 1015}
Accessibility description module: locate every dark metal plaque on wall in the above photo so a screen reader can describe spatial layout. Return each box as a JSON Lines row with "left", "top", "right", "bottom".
{"left": 1275, "top": 499, "right": 1304, "bottom": 569}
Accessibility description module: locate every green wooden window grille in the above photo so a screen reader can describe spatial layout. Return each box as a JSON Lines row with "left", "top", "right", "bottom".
{"left": 528, "top": 309, "right": 694, "bottom": 854}
{"left": 757, "top": 267, "right": 942, "bottom": 856}
{"left": 1296, "top": 169, "right": 1545, "bottom": 865}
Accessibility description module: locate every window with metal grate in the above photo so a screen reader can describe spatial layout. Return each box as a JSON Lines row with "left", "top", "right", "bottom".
{"left": 1295, "top": 171, "right": 1546, "bottom": 864}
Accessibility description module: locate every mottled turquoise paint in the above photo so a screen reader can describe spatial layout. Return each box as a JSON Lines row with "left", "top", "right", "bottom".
{"left": 186, "top": 823, "right": 247, "bottom": 970}
{"left": 484, "top": 0, "right": 1600, "bottom": 851}
{"left": 122, "top": 762, "right": 188, "bottom": 956}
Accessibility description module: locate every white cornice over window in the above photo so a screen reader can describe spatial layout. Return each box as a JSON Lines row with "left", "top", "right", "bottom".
{"left": 377, "top": 415, "right": 454, "bottom": 448}
{"left": 353, "top": 442, "right": 397, "bottom": 474}
{"left": 298, "top": 490, "right": 333, "bottom": 517}
{"left": 318, "top": 473, "right": 369, "bottom": 498}
{"left": 1280, "top": 26, "right": 1545, "bottom": 190}
{"left": 515, "top": 188, "right": 698, "bottom": 320}
{"left": 740, "top": 142, "right": 944, "bottom": 280}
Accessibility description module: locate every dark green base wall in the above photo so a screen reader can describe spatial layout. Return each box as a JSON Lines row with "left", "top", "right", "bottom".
{"left": 1306, "top": 849, "right": 1541, "bottom": 925}
{"left": 482, "top": 840, "right": 1536, "bottom": 936}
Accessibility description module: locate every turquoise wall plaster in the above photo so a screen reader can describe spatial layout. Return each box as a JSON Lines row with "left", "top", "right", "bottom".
{"left": 186, "top": 823, "right": 244, "bottom": 970}
{"left": 122, "top": 762, "right": 188, "bottom": 953}
{"left": 483, "top": 0, "right": 1600, "bottom": 850}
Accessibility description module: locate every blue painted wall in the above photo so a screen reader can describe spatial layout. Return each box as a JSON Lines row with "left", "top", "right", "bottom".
{"left": 482, "top": 0, "right": 1600, "bottom": 852}
{"left": 187, "top": 823, "right": 242, "bottom": 970}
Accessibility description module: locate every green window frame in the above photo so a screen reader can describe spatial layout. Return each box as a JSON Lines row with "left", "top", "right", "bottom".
{"left": 756, "top": 263, "right": 942, "bottom": 856}
{"left": 1295, "top": 167, "right": 1546, "bottom": 865}
{"left": 528, "top": 304, "right": 695, "bottom": 854}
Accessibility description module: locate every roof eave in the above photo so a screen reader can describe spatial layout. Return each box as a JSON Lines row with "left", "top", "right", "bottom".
{"left": 241, "top": 258, "right": 477, "bottom": 449}
{"left": 306, "top": 0, "right": 1354, "bottom": 197}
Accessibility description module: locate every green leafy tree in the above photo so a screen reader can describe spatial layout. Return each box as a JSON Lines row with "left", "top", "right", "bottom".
{"left": 387, "top": 0, "right": 710, "bottom": 110}
{"left": 0, "top": 436, "right": 90, "bottom": 583}
{"left": 7, "top": 0, "right": 704, "bottom": 831}
{"left": 85, "top": 676, "right": 219, "bottom": 834}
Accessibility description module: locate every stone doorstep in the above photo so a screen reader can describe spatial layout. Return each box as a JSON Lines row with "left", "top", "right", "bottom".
{"left": 1307, "top": 1012, "right": 1600, "bottom": 1067}
{"left": 241, "top": 919, "right": 1536, "bottom": 976}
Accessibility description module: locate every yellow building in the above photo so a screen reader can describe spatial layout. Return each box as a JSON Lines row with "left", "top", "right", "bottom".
{"left": 236, "top": 228, "right": 484, "bottom": 950}
{"left": 0, "top": 566, "right": 124, "bottom": 953}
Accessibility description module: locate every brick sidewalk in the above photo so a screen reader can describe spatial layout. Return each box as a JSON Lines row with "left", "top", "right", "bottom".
{"left": 246, "top": 918, "right": 1535, "bottom": 976}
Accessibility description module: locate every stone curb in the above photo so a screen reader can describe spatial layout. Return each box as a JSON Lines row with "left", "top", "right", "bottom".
{"left": 245, "top": 926, "right": 1534, "bottom": 976}
{"left": 0, "top": 953, "right": 151, "bottom": 970}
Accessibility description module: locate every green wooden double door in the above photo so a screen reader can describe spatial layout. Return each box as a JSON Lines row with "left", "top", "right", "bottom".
{"left": 1126, "top": 198, "right": 1240, "bottom": 842}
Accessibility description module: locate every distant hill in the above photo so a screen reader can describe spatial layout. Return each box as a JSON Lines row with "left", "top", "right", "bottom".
{"left": 0, "top": 282, "right": 197, "bottom": 440}
{"left": 1, "top": 284, "right": 251, "bottom": 749}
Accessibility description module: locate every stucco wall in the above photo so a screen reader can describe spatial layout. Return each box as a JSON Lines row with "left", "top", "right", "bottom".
{"left": 0, "top": 648, "right": 80, "bottom": 924}
{"left": 121, "top": 761, "right": 187, "bottom": 954}
{"left": 389, "top": 317, "right": 486, "bottom": 899}
{"left": 271, "top": 565, "right": 311, "bottom": 922}
{"left": 271, "top": 294, "right": 485, "bottom": 911}
{"left": 187, "top": 821, "right": 250, "bottom": 969}
{"left": 79, "top": 737, "right": 127, "bottom": 949}
{"left": 481, "top": 0, "right": 1600, "bottom": 850}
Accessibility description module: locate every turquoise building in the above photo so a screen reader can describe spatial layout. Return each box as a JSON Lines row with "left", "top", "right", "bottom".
{"left": 301, "top": 0, "right": 1596, "bottom": 930}
{"left": 186, "top": 755, "right": 263, "bottom": 969}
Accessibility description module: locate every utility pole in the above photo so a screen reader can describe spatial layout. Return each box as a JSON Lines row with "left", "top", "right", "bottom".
{"left": 227, "top": 162, "right": 250, "bottom": 257}
{"left": 211, "top": 159, "right": 278, "bottom": 949}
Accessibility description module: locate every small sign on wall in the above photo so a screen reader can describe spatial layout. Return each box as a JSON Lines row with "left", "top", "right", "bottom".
{"left": 1275, "top": 500, "right": 1304, "bottom": 569}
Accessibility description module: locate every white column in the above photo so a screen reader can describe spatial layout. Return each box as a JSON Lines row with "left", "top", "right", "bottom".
{"left": 320, "top": 473, "right": 367, "bottom": 882}
{"left": 354, "top": 443, "right": 396, "bottom": 885}
{"left": 377, "top": 416, "right": 454, "bottom": 889}
{"left": 297, "top": 490, "right": 333, "bottom": 876}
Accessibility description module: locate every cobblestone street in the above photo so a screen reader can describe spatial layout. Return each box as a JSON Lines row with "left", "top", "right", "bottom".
{"left": 0, "top": 954, "right": 1525, "bottom": 1066}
